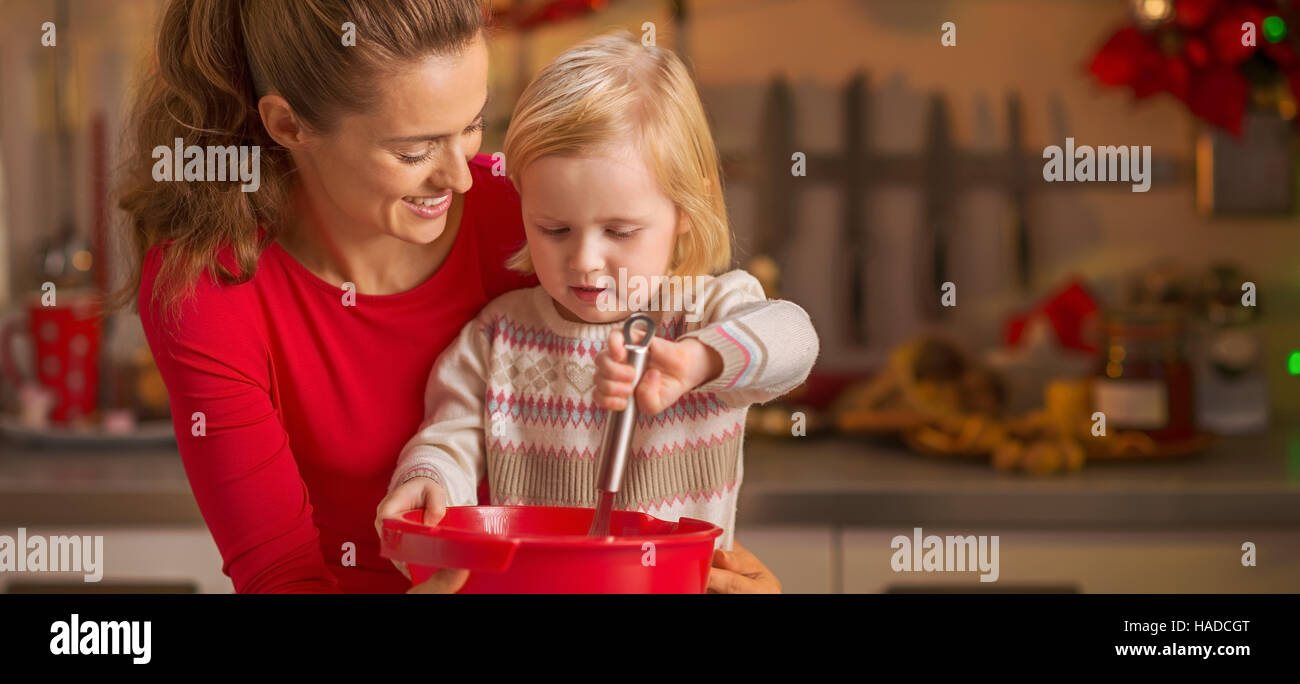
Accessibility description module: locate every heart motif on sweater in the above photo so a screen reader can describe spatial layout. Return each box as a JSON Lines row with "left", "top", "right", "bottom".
{"left": 565, "top": 362, "right": 596, "bottom": 394}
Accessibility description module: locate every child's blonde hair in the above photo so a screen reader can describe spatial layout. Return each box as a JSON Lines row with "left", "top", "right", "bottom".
{"left": 502, "top": 32, "right": 730, "bottom": 277}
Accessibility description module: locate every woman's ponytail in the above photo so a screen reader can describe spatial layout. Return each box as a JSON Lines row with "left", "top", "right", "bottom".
{"left": 115, "top": 0, "right": 288, "bottom": 319}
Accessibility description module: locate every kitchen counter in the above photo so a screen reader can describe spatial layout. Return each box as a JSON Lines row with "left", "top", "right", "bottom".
{"left": 3, "top": 427, "right": 1299, "bottom": 528}
{"left": 0, "top": 444, "right": 199, "bottom": 526}
{"left": 736, "top": 428, "right": 1300, "bottom": 529}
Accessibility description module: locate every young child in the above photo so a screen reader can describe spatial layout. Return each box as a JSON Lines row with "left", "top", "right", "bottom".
{"left": 379, "top": 33, "right": 819, "bottom": 552}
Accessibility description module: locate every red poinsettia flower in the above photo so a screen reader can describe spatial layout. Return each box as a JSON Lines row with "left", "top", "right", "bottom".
{"left": 517, "top": 0, "right": 607, "bottom": 29}
{"left": 1090, "top": 25, "right": 1196, "bottom": 101}
{"left": 1133, "top": 43, "right": 1176, "bottom": 97}
{"left": 1174, "top": 0, "right": 1221, "bottom": 29}
{"left": 1184, "top": 35, "right": 1213, "bottom": 68}
{"left": 1165, "top": 55, "right": 1192, "bottom": 102}
{"left": 1189, "top": 63, "right": 1249, "bottom": 134}
{"left": 1208, "top": 4, "right": 1265, "bottom": 64}
{"left": 1087, "top": 1, "right": 1281, "bottom": 134}
{"left": 1089, "top": 27, "right": 1154, "bottom": 86}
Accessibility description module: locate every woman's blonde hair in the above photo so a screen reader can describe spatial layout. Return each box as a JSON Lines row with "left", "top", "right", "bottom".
{"left": 501, "top": 32, "right": 730, "bottom": 277}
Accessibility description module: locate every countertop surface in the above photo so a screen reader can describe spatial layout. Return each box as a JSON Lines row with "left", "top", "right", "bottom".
{"left": 735, "top": 428, "right": 1300, "bottom": 528}
{"left": 2, "top": 426, "right": 1298, "bottom": 528}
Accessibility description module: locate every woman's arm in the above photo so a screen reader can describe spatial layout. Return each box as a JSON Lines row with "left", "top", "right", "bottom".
{"left": 388, "top": 312, "right": 493, "bottom": 507}
{"left": 139, "top": 248, "right": 340, "bottom": 594}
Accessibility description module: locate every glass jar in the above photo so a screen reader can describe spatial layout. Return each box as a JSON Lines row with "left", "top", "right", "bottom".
{"left": 1093, "top": 308, "right": 1196, "bottom": 442}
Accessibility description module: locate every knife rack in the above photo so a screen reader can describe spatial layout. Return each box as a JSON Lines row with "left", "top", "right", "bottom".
{"left": 714, "top": 73, "right": 1190, "bottom": 351}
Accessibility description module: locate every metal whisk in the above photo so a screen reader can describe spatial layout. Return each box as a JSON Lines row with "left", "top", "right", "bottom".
{"left": 588, "top": 313, "right": 656, "bottom": 537}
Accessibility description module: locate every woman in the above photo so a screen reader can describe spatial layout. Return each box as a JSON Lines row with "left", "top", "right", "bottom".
{"left": 118, "top": 0, "right": 779, "bottom": 594}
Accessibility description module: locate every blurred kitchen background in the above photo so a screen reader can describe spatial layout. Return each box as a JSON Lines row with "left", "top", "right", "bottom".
{"left": 1, "top": 0, "right": 1297, "bottom": 593}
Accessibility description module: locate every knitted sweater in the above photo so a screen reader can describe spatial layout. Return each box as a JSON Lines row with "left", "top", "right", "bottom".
{"left": 388, "top": 270, "right": 820, "bottom": 550}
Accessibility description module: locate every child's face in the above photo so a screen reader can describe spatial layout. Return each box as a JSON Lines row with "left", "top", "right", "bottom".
{"left": 518, "top": 143, "right": 683, "bottom": 323}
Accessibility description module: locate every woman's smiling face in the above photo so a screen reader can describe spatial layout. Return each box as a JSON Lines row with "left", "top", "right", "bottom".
{"left": 291, "top": 33, "right": 490, "bottom": 244}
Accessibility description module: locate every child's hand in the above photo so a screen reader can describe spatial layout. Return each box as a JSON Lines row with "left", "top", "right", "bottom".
{"left": 594, "top": 330, "right": 724, "bottom": 415}
{"left": 374, "top": 475, "right": 449, "bottom": 579}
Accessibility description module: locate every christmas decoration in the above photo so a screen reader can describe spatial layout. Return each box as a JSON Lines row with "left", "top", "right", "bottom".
{"left": 1090, "top": 0, "right": 1300, "bottom": 134}
{"left": 492, "top": 0, "right": 613, "bottom": 31}
{"left": 1003, "top": 279, "right": 1102, "bottom": 354}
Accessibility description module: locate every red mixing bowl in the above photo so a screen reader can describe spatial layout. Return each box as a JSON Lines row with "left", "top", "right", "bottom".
{"left": 381, "top": 505, "right": 722, "bottom": 594}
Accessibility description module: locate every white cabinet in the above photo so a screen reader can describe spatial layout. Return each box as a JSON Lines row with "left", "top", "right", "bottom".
{"left": 0, "top": 526, "right": 229, "bottom": 594}
{"left": 10, "top": 524, "right": 1294, "bottom": 594}
{"left": 841, "top": 529, "right": 1300, "bottom": 593}
{"left": 735, "top": 525, "right": 835, "bottom": 593}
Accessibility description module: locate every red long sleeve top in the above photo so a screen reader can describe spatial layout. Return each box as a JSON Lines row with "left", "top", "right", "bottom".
{"left": 139, "top": 155, "right": 535, "bottom": 593}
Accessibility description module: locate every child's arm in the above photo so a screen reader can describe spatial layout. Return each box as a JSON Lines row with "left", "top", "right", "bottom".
{"left": 387, "top": 314, "right": 494, "bottom": 508}
{"left": 595, "top": 270, "right": 820, "bottom": 412}
{"left": 676, "top": 270, "right": 820, "bottom": 406}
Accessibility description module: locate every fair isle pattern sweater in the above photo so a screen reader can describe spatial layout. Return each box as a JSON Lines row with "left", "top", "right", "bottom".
{"left": 389, "top": 270, "right": 820, "bottom": 550}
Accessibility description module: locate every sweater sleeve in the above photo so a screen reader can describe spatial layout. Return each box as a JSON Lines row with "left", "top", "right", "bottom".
{"left": 677, "top": 269, "right": 821, "bottom": 408}
{"left": 388, "top": 311, "right": 493, "bottom": 507}
{"left": 138, "top": 247, "right": 340, "bottom": 594}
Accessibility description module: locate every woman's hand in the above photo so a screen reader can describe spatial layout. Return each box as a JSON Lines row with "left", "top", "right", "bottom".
{"left": 594, "top": 331, "right": 724, "bottom": 415}
{"left": 406, "top": 568, "right": 470, "bottom": 594}
{"left": 374, "top": 475, "right": 450, "bottom": 579}
{"left": 707, "top": 541, "right": 782, "bottom": 594}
